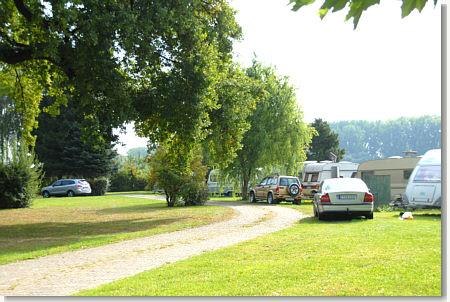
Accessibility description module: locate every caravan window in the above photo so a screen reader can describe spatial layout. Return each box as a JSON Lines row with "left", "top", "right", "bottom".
{"left": 209, "top": 173, "right": 219, "bottom": 183}
{"left": 310, "top": 173, "right": 319, "bottom": 182}
{"left": 304, "top": 173, "right": 319, "bottom": 182}
{"left": 403, "top": 169, "right": 413, "bottom": 180}
{"left": 414, "top": 165, "right": 441, "bottom": 182}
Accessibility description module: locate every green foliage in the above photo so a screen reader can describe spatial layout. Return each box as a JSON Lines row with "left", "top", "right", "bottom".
{"left": 0, "top": 143, "right": 42, "bottom": 209}
{"left": 180, "top": 182, "right": 209, "bottom": 206}
{"left": 148, "top": 144, "right": 208, "bottom": 207}
{"left": 34, "top": 98, "right": 116, "bottom": 179}
{"left": 109, "top": 160, "right": 148, "bottom": 192}
{"left": 330, "top": 116, "right": 441, "bottom": 162}
{"left": 226, "top": 61, "right": 314, "bottom": 197}
{"left": 87, "top": 178, "right": 109, "bottom": 196}
{"left": 1, "top": 0, "right": 241, "bottom": 152}
{"left": 202, "top": 64, "right": 259, "bottom": 170}
{"left": 308, "top": 118, "right": 345, "bottom": 162}
{"left": 288, "top": 0, "right": 438, "bottom": 28}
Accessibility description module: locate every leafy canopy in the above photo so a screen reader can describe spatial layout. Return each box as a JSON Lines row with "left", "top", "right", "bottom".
{"left": 307, "top": 118, "right": 345, "bottom": 162}
{"left": 289, "top": 0, "right": 439, "bottom": 28}
{"left": 1, "top": 0, "right": 241, "bottom": 149}
{"left": 226, "top": 61, "right": 315, "bottom": 197}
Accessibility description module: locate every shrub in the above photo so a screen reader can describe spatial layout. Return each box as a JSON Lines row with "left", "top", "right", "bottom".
{"left": 109, "top": 171, "right": 147, "bottom": 192}
{"left": 88, "top": 178, "right": 109, "bottom": 196}
{"left": 181, "top": 181, "right": 208, "bottom": 206}
{"left": 148, "top": 144, "right": 208, "bottom": 207}
{"left": 0, "top": 146, "right": 42, "bottom": 209}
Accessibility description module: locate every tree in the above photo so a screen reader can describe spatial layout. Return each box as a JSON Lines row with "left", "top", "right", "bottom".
{"left": 201, "top": 64, "right": 259, "bottom": 178}
{"left": 1, "top": 0, "right": 241, "bottom": 149}
{"left": 330, "top": 116, "right": 441, "bottom": 162}
{"left": 226, "top": 61, "right": 314, "bottom": 198}
{"left": 34, "top": 98, "right": 116, "bottom": 179}
{"left": 147, "top": 143, "right": 207, "bottom": 207}
{"left": 289, "top": 0, "right": 439, "bottom": 28}
{"left": 308, "top": 118, "right": 345, "bottom": 162}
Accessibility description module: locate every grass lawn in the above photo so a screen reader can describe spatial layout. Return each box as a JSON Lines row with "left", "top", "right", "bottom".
{"left": 0, "top": 194, "right": 234, "bottom": 265}
{"left": 79, "top": 201, "right": 441, "bottom": 296}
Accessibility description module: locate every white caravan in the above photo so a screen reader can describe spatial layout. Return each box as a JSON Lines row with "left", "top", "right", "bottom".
{"left": 403, "top": 149, "right": 441, "bottom": 209}
{"left": 302, "top": 161, "right": 359, "bottom": 199}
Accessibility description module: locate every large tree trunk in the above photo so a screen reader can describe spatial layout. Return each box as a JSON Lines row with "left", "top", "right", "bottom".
{"left": 241, "top": 169, "right": 251, "bottom": 200}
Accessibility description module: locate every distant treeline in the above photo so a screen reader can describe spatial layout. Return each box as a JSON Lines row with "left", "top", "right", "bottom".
{"left": 330, "top": 116, "right": 441, "bottom": 163}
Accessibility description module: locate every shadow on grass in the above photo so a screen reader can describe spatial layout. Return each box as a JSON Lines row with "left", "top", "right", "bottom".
{"left": 0, "top": 218, "right": 188, "bottom": 263}
{"left": 298, "top": 215, "right": 371, "bottom": 225}
{"left": 0, "top": 217, "right": 185, "bottom": 240}
{"left": 0, "top": 216, "right": 191, "bottom": 262}
{"left": 96, "top": 203, "right": 172, "bottom": 214}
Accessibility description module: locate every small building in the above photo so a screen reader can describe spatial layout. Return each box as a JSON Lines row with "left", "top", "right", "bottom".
{"left": 356, "top": 155, "right": 421, "bottom": 201}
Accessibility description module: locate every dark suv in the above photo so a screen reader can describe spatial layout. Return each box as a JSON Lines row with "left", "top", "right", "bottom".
{"left": 249, "top": 175, "right": 302, "bottom": 204}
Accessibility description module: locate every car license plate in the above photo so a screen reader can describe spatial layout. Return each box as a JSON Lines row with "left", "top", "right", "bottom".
{"left": 338, "top": 194, "right": 356, "bottom": 200}
{"left": 286, "top": 197, "right": 294, "bottom": 201}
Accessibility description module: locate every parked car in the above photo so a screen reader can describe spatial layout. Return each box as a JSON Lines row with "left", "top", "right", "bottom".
{"left": 249, "top": 175, "right": 302, "bottom": 204}
{"left": 41, "top": 179, "right": 92, "bottom": 197}
{"left": 313, "top": 178, "right": 374, "bottom": 220}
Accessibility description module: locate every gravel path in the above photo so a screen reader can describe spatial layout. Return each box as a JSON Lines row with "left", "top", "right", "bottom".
{"left": 0, "top": 198, "right": 305, "bottom": 296}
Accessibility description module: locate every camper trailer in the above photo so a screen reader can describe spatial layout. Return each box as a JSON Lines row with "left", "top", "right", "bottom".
{"left": 207, "top": 169, "right": 234, "bottom": 196}
{"left": 402, "top": 149, "right": 441, "bottom": 209}
{"left": 301, "top": 161, "right": 359, "bottom": 199}
{"left": 356, "top": 156, "right": 421, "bottom": 201}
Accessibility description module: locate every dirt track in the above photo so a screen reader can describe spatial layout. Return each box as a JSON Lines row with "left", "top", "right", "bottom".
{"left": 0, "top": 199, "right": 304, "bottom": 296}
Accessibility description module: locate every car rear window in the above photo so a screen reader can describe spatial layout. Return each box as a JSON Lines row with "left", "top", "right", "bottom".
{"left": 279, "top": 178, "right": 298, "bottom": 186}
{"left": 322, "top": 179, "right": 368, "bottom": 193}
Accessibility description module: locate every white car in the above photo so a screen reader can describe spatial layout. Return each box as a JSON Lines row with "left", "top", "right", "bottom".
{"left": 313, "top": 178, "right": 374, "bottom": 220}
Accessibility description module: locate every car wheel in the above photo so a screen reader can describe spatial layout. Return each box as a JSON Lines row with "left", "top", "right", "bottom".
{"left": 318, "top": 211, "right": 325, "bottom": 221}
{"left": 250, "top": 191, "right": 256, "bottom": 203}
{"left": 67, "top": 190, "right": 75, "bottom": 197}
{"left": 366, "top": 212, "right": 374, "bottom": 220}
{"left": 42, "top": 191, "right": 50, "bottom": 198}
{"left": 267, "top": 192, "right": 274, "bottom": 204}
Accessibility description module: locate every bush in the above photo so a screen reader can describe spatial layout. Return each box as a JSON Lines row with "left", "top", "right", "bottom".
{"left": 0, "top": 146, "right": 42, "bottom": 209}
{"left": 109, "top": 170, "right": 147, "bottom": 192}
{"left": 88, "top": 178, "right": 109, "bottom": 196}
{"left": 180, "top": 181, "right": 208, "bottom": 206}
{"left": 148, "top": 144, "right": 208, "bottom": 207}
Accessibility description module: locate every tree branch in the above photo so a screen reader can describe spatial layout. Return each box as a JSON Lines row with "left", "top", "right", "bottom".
{"left": 13, "top": 0, "right": 33, "bottom": 22}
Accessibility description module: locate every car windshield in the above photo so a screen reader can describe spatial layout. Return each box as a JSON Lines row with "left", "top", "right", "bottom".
{"left": 413, "top": 165, "right": 441, "bottom": 182}
{"left": 280, "top": 178, "right": 298, "bottom": 186}
{"left": 322, "top": 179, "right": 368, "bottom": 193}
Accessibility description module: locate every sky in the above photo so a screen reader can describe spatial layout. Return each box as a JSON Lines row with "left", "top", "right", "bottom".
{"left": 115, "top": 0, "right": 442, "bottom": 155}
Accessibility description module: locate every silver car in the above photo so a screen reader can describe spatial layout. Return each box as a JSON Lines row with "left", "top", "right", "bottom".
{"left": 41, "top": 179, "right": 92, "bottom": 197}
{"left": 313, "top": 178, "right": 374, "bottom": 220}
